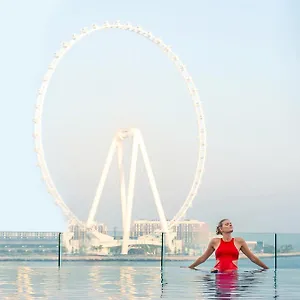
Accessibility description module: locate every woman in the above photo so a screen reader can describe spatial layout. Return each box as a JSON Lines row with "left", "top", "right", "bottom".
{"left": 188, "top": 219, "right": 269, "bottom": 273}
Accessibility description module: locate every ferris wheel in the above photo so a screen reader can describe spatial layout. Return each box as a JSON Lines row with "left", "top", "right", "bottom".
{"left": 33, "top": 21, "right": 207, "bottom": 231}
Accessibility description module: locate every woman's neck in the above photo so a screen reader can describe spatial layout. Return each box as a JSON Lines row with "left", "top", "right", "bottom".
{"left": 222, "top": 233, "right": 232, "bottom": 241}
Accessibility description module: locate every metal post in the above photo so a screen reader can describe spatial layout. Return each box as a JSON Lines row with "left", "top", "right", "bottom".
{"left": 58, "top": 232, "right": 62, "bottom": 268}
{"left": 274, "top": 233, "right": 277, "bottom": 270}
{"left": 160, "top": 232, "right": 164, "bottom": 271}
{"left": 114, "top": 227, "right": 117, "bottom": 239}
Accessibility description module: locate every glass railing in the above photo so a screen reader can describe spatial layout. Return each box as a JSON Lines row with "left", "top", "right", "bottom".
{"left": 233, "top": 232, "right": 276, "bottom": 270}
{"left": 0, "top": 231, "right": 299, "bottom": 270}
{"left": 0, "top": 231, "right": 61, "bottom": 265}
{"left": 276, "top": 233, "right": 300, "bottom": 269}
{"left": 161, "top": 232, "right": 300, "bottom": 271}
{"left": 60, "top": 230, "right": 164, "bottom": 267}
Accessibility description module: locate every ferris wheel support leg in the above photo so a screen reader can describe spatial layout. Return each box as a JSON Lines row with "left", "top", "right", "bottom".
{"left": 138, "top": 131, "right": 173, "bottom": 252}
{"left": 117, "top": 142, "right": 127, "bottom": 233}
{"left": 87, "top": 138, "right": 117, "bottom": 227}
{"left": 121, "top": 132, "right": 139, "bottom": 255}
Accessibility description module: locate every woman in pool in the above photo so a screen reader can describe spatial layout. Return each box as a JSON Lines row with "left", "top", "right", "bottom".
{"left": 188, "top": 219, "right": 269, "bottom": 273}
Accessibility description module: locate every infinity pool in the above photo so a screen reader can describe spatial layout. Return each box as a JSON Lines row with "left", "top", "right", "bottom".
{"left": 0, "top": 261, "right": 299, "bottom": 299}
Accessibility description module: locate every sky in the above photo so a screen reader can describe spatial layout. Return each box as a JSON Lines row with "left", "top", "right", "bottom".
{"left": 0, "top": 0, "right": 299, "bottom": 234}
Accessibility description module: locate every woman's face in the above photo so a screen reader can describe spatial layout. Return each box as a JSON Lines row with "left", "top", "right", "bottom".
{"left": 220, "top": 219, "right": 233, "bottom": 234}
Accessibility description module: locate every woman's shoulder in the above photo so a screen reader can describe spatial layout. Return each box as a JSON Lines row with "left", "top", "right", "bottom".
{"left": 234, "top": 237, "right": 246, "bottom": 243}
{"left": 210, "top": 237, "right": 222, "bottom": 244}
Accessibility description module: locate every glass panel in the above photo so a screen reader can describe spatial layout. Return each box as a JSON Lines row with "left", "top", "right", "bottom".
{"left": 276, "top": 233, "right": 300, "bottom": 269}
{"left": 5, "top": 230, "right": 299, "bottom": 271}
{"left": 61, "top": 230, "right": 163, "bottom": 265}
{"left": 234, "top": 232, "right": 275, "bottom": 270}
{"left": 0, "top": 231, "right": 60, "bottom": 264}
{"left": 161, "top": 231, "right": 275, "bottom": 270}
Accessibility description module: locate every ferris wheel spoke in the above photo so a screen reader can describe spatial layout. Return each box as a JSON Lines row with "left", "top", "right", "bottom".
{"left": 121, "top": 130, "right": 139, "bottom": 254}
{"left": 117, "top": 142, "right": 127, "bottom": 231}
{"left": 87, "top": 138, "right": 117, "bottom": 227}
{"left": 138, "top": 131, "right": 172, "bottom": 250}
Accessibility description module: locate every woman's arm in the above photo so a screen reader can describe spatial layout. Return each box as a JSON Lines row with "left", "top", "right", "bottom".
{"left": 188, "top": 239, "right": 216, "bottom": 269}
{"left": 239, "top": 238, "right": 269, "bottom": 269}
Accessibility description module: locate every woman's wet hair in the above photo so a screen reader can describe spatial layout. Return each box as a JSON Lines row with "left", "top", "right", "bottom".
{"left": 216, "top": 219, "right": 228, "bottom": 235}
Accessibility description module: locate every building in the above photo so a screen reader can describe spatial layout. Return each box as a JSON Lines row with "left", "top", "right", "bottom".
{"left": 66, "top": 222, "right": 109, "bottom": 253}
{"left": 175, "top": 219, "right": 209, "bottom": 249}
{"left": 68, "top": 222, "right": 107, "bottom": 240}
{"left": 131, "top": 220, "right": 168, "bottom": 238}
{"left": 0, "top": 231, "right": 59, "bottom": 256}
{"left": 131, "top": 219, "right": 209, "bottom": 252}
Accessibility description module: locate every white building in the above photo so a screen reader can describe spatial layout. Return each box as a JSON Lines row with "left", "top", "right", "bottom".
{"left": 132, "top": 219, "right": 209, "bottom": 251}
{"left": 131, "top": 220, "right": 168, "bottom": 237}
{"left": 68, "top": 222, "right": 107, "bottom": 241}
{"left": 175, "top": 219, "right": 209, "bottom": 248}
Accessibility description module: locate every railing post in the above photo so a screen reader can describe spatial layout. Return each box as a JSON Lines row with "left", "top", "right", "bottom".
{"left": 160, "top": 232, "right": 164, "bottom": 271}
{"left": 58, "top": 232, "right": 62, "bottom": 268}
{"left": 274, "top": 233, "right": 277, "bottom": 270}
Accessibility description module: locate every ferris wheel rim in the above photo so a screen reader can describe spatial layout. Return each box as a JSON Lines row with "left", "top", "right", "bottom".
{"left": 33, "top": 21, "right": 207, "bottom": 229}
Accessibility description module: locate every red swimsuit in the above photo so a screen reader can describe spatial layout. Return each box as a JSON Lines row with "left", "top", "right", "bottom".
{"left": 214, "top": 238, "right": 239, "bottom": 272}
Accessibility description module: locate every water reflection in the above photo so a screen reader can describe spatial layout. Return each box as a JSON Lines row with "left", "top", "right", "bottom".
{"left": 17, "top": 267, "right": 33, "bottom": 300}
{"left": 0, "top": 265, "right": 162, "bottom": 299}
{"left": 0, "top": 264, "right": 298, "bottom": 299}
{"left": 89, "top": 265, "right": 103, "bottom": 294}
{"left": 194, "top": 269, "right": 267, "bottom": 299}
{"left": 273, "top": 270, "right": 278, "bottom": 299}
{"left": 120, "top": 266, "right": 136, "bottom": 299}
{"left": 160, "top": 270, "right": 168, "bottom": 298}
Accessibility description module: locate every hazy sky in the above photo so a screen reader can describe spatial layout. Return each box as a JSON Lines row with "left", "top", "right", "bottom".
{"left": 0, "top": 0, "right": 299, "bottom": 234}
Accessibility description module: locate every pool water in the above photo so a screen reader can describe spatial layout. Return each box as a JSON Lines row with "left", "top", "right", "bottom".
{"left": 0, "top": 261, "right": 299, "bottom": 299}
